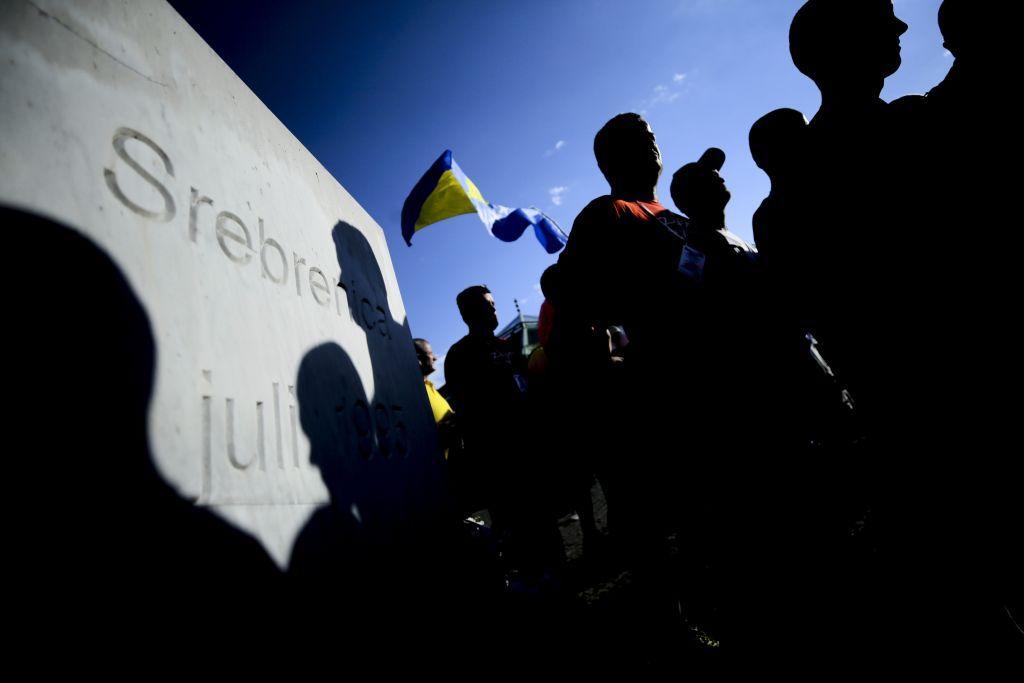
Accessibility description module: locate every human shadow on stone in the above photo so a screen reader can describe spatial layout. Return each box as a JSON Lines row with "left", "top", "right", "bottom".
{"left": 287, "top": 342, "right": 379, "bottom": 616}
{"left": 330, "top": 220, "right": 448, "bottom": 535}
{"left": 287, "top": 222, "right": 500, "bottom": 637}
{"left": 4, "top": 206, "right": 282, "bottom": 648}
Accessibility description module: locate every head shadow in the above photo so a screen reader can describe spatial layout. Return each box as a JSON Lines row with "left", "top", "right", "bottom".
{"left": 4, "top": 205, "right": 279, "bottom": 612}
{"left": 330, "top": 220, "right": 429, "bottom": 461}
{"left": 289, "top": 221, "right": 445, "bottom": 568}
{"left": 287, "top": 220, "right": 449, "bottom": 585}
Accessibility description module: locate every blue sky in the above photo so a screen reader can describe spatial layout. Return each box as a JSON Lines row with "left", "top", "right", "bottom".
{"left": 171, "top": 0, "right": 949, "bottom": 385}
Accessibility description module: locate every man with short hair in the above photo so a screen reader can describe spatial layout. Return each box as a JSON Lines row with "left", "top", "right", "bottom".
{"left": 444, "top": 285, "right": 528, "bottom": 516}
{"left": 413, "top": 337, "right": 453, "bottom": 426}
{"left": 748, "top": 108, "right": 808, "bottom": 270}
{"left": 556, "top": 114, "right": 693, "bottom": 631}
{"left": 784, "top": 0, "right": 910, "bottom": 409}
{"left": 413, "top": 337, "right": 459, "bottom": 468}
{"left": 557, "top": 113, "right": 689, "bottom": 359}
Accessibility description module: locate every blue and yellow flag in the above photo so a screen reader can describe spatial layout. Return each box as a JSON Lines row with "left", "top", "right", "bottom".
{"left": 401, "top": 150, "right": 567, "bottom": 254}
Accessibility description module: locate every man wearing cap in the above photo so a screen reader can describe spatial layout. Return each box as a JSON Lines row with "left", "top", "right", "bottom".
{"left": 669, "top": 147, "right": 757, "bottom": 285}
{"left": 667, "top": 148, "right": 778, "bottom": 643}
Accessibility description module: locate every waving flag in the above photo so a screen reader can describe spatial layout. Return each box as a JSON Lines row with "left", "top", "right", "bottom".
{"left": 401, "top": 150, "right": 567, "bottom": 254}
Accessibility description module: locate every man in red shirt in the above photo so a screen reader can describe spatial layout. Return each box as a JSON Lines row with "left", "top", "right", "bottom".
{"left": 555, "top": 113, "right": 692, "bottom": 629}
{"left": 557, "top": 113, "right": 688, "bottom": 359}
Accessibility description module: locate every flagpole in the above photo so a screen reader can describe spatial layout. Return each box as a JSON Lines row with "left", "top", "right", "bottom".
{"left": 514, "top": 298, "right": 527, "bottom": 354}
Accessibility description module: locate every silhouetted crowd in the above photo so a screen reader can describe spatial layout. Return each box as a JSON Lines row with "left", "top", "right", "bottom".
{"left": 7, "top": 0, "right": 1018, "bottom": 671}
{"left": 419, "top": 0, "right": 1020, "bottom": 667}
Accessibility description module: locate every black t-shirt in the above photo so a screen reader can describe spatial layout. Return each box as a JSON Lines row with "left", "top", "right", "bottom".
{"left": 443, "top": 333, "right": 527, "bottom": 450}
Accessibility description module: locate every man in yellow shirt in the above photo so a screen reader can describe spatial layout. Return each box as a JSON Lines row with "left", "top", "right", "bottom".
{"left": 414, "top": 338, "right": 453, "bottom": 424}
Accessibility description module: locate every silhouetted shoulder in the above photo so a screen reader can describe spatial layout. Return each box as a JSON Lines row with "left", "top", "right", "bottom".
{"left": 890, "top": 93, "right": 926, "bottom": 110}
{"left": 288, "top": 504, "right": 363, "bottom": 581}
{"left": 445, "top": 335, "right": 472, "bottom": 366}
{"left": 443, "top": 334, "right": 473, "bottom": 390}
{"left": 889, "top": 93, "right": 928, "bottom": 123}
{"left": 569, "top": 196, "right": 619, "bottom": 234}
{"left": 559, "top": 196, "right": 618, "bottom": 269}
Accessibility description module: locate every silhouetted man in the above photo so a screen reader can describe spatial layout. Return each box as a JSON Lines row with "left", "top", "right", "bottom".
{"left": 669, "top": 148, "right": 801, "bottom": 644}
{"left": 414, "top": 337, "right": 461, "bottom": 472}
{"left": 928, "top": 0, "right": 998, "bottom": 116}
{"left": 414, "top": 338, "right": 454, "bottom": 427}
{"left": 444, "top": 286, "right": 528, "bottom": 516}
{"left": 892, "top": 0, "right": 1023, "bottom": 659}
{"left": 779, "top": 1, "right": 1013, "bottom": 665}
{"left": 557, "top": 113, "right": 689, "bottom": 364}
{"left": 444, "top": 286, "right": 564, "bottom": 587}
{"left": 790, "top": 0, "right": 907, "bottom": 125}
{"left": 555, "top": 114, "right": 703, "bottom": 640}
{"left": 785, "top": 0, "right": 913, "bottom": 424}
{"left": 749, "top": 108, "right": 808, "bottom": 270}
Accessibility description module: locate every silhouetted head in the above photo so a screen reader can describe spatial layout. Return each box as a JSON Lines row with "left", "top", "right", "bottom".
{"left": 938, "top": 0, "right": 986, "bottom": 61}
{"left": 671, "top": 148, "right": 730, "bottom": 227}
{"left": 413, "top": 338, "right": 437, "bottom": 377}
{"left": 790, "top": 0, "right": 908, "bottom": 96}
{"left": 332, "top": 221, "right": 394, "bottom": 341}
{"left": 594, "top": 113, "right": 662, "bottom": 198}
{"left": 297, "top": 342, "right": 364, "bottom": 495}
{"left": 8, "top": 209, "right": 156, "bottom": 482}
{"left": 749, "top": 108, "right": 808, "bottom": 181}
{"left": 456, "top": 285, "right": 498, "bottom": 335}
{"left": 539, "top": 264, "right": 562, "bottom": 305}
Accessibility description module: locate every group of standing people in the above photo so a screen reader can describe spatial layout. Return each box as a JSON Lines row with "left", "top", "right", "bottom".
{"left": 417, "top": 0, "right": 1019, "bottom": 664}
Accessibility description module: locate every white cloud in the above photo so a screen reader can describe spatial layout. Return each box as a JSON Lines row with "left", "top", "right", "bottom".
{"left": 533, "top": 282, "right": 543, "bottom": 296}
{"left": 651, "top": 90, "right": 681, "bottom": 106}
{"left": 544, "top": 139, "right": 567, "bottom": 157}
{"left": 549, "top": 186, "right": 568, "bottom": 206}
{"left": 638, "top": 73, "right": 687, "bottom": 111}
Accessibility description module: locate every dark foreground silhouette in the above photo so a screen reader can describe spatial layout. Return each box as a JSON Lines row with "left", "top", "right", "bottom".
{"left": 5, "top": 206, "right": 283, "bottom": 659}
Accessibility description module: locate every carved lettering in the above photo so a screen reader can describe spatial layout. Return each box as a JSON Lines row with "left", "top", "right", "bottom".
{"left": 273, "top": 382, "right": 284, "bottom": 469}
{"left": 288, "top": 384, "right": 300, "bottom": 469}
{"left": 308, "top": 267, "right": 330, "bottom": 306}
{"left": 188, "top": 188, "right": 213, "bottom": 242}
{"left": 104, "top": 127, "right": 407, "bottom": 344}
{"left": 104, "top": 127, "right": 175, "bottom": 222}
{"left": 215, "top": 211, "right": 253, "bottom": 264}
{"left": 292, "top": 252, "right": 306, "bottom": 297}
{"left": 259, "top": 218, "right": 288, "bottom": 285}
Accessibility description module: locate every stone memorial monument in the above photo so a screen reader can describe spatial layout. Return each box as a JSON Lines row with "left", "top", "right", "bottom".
{"left": 0, "top": 0, "right": 444, "bottom": 568}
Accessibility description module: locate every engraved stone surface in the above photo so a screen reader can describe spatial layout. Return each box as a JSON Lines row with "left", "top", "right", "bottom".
{"left": 0, "top": 0, "right": 442, "bottom": 566}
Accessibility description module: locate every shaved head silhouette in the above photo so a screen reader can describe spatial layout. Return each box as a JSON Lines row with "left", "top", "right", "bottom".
{"left": 790, "top": 0, "right": 908, "bottom": 95}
